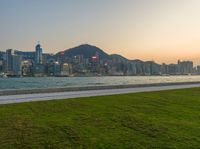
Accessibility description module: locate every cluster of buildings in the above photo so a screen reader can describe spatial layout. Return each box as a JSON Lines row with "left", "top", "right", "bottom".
{"left": 0, "top": 44, "right": 199, "bottom": 77}
{"left": 0, "top": 44, "right": 71, "bottom": 77}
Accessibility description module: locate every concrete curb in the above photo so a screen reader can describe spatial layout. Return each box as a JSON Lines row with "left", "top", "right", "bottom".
{"left": 1, "top": 81, "right": 200, "bottom": 96}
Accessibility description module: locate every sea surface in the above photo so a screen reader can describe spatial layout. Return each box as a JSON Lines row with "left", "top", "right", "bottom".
{"left": 1, "top": 76, "right": 200, "bottom": 91}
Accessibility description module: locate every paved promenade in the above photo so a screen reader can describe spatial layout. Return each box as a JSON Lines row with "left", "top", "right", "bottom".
{"left": 0, "top": 83, "right": 200, "bottom": 104}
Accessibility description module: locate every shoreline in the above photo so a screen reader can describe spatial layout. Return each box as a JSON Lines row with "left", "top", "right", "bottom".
{"left": 1, "top": 81, "right": 200, "bottom": 96}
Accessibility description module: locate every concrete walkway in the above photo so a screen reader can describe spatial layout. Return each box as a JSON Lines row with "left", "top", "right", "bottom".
{"left": 1, "top": 83, "right": 200, "bottom": 105}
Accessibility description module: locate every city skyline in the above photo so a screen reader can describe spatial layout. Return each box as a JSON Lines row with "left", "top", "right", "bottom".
{"left": 0, "top": 43, "right": 197, "bottom": 77}
{"left": 0, "top": 43, "right": 198, "bottom": 66}
{"left": 1, "top": 0, "right": 200, "bottom": 64}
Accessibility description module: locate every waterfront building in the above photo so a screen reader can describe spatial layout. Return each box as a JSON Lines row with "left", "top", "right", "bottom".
{"left": 197, "top": 66, "right": 200, "bottom": 75}
{"left": 132, "top": 60, "right": 144, "bottom": 75}
{"left": 46, "top": 61, "right": 54, "bottom": 76}
{"left": 161, "top": 63, "right": 169, "bottom": 75}
{"left": 0, "top": 60, "right": 4, "bottom": 72}
{"left": 46, "top": 61, "right": 62, "bottom": 76}
{"left": 12, "top": 55, "right": 22, "bottom": 76}
{"left": 5, "top": 49, "right": 22, "bottom": 76}
{"left": 33, "top": 64, "right": 45, "bottom": 76}
{"left": 61, "top": 63, "right": 71, "bottom": 76}
{"left": 144, "top": 61, "right": 151, "bottom": 75}
{"left": 0, "top": 52, "right": 3, "bottom": 60}
{"left": 5, "top": 49, "right": 13, "bottom": 73}
{"left": 0, "top": 51, "right": 6, "bottom": 60}
{"left": 14, "top": 50, "right": 35, "bottom": 62}
{"left": 151, "top": 62, "right": 161, "bottom": 75}
{"left": 127, "top": 62, "right": 137, "bottom": 75}
{"left": 89, "top": 54, "right": 101, "bottom": 73}
{"left": 177, "top": 60, "right": 193, "bottom": 74}
{"left": 42, "top": 53, "right": 54, "bottom": 64}
{"left": 168, "top": 64, "right": 178, "bottom": 75}
{"left": 35, "top": 44, "right": 43, "bottom": 64}
{"left": 53, "top": 61, "right": 61, "bottom": 76}
{"left": 21, "top": 60, "right": 33, "bottom": 76}
{"left": 0, "top": 52, "right": 6, "bottom": 73}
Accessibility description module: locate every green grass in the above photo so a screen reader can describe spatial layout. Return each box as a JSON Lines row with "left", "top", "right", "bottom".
{"left": 1, "top": 88, "right": 200, "bottom": 149}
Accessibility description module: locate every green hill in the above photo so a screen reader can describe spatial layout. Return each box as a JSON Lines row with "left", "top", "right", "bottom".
{"left": 56, "top": 44, "right": 110, "bottom": 60}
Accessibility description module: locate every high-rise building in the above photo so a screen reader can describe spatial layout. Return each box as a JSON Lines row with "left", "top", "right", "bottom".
{"left": 61, "top": 63, "right": 71, "bottom": 76}
{"left": 0, "top": 51, "right": 6, "bottom": 73}
{"left": 0, "top": 60, "right": 4, "bottom": 72}
{"left": 35, "top": 44, "right": 43, "bottom": 64}
{"left": 161, "top": 63, "right": 169, "bottom": 75}
{"left": 168, "top": 64, "right": 178, "bottom": 75}
{"left": 177, "top": 60, "right": 193, "bottom": 74}
{"left": 33, "top": 64, "right": 45, "bottom": 77}
{"left": 14, "top": 50, "right": 35, "bottom": 62}
{"left": 6, "top": 49, "right": 13, "bottom": 73}
{"left": 12, "top": 55, "right": 22, "bottom": 76}
{"left": 5, "top": 49, "right": 22, "bottom": 76}
{"left": 196, "top": 66, "right": 200, "bottom": 75}
{"left": 21, "top": 60, "right": 33, "bottom": 76}
{"left": 0, "top": 51, "right": 5, "bottom": 60}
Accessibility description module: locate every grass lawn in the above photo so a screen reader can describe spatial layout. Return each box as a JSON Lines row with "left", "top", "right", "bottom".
{"left": 0, "top": 88, "right": 200, "bottom": 149}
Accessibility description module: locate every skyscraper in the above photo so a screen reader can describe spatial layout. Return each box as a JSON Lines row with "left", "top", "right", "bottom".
{"left": 6, "top": 49, "right": 13, "bottom": 73}
{"left": 12, "top": 55, "right": 22, "bottom": 76}
{"left": 35, "top": 44, "right": 43, "bottom": 64}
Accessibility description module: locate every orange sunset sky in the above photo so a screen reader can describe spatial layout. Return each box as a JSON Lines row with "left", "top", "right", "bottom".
{"left": 1, "top": 0, "right": 200, "bottom": 65}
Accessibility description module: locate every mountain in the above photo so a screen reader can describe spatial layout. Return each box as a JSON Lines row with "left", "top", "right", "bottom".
{"left": 59, "top": 44, "right": 110, "bottom": 60}
{"left": 56, "top": 44, "right": 158, "bottom": 65}
{"left": 110, "top": 54, "right": 129, "bottom": 62}
{"left": 132, "top": 59, "right": 143, "bottom": 62}
{"left": 131, "top": 59, "right": 144, "bottom": 63}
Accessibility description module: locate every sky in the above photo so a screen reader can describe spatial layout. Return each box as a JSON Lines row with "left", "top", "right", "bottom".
{"left": 1, "top": 0, "right": 200, "bottom": 65}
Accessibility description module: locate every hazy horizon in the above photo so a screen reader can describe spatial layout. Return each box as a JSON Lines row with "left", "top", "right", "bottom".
{"left": 1, "top": 0, "right": 200, "bottom": 65}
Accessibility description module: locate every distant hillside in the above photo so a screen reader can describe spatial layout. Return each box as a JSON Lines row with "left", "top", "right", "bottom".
{"left": 55, "top": 44, "right": 161, "bottom": 66}
{"left": 131, "top": 59, "right": 144, "bottom": 63}
{"left": 58, "top": 44, "right": 110, "bottom": 60}
{"left": 110, "top": 54, "right": 129, "bottom": 62}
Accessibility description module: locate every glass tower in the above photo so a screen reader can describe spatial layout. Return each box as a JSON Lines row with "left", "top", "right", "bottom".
{"left": 35, "top": 44, "right": 43, "bottom": 64}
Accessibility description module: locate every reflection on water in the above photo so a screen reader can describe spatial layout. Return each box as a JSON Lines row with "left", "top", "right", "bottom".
{"left": 0, "top": 76, "right": 200, "bottom": 91}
